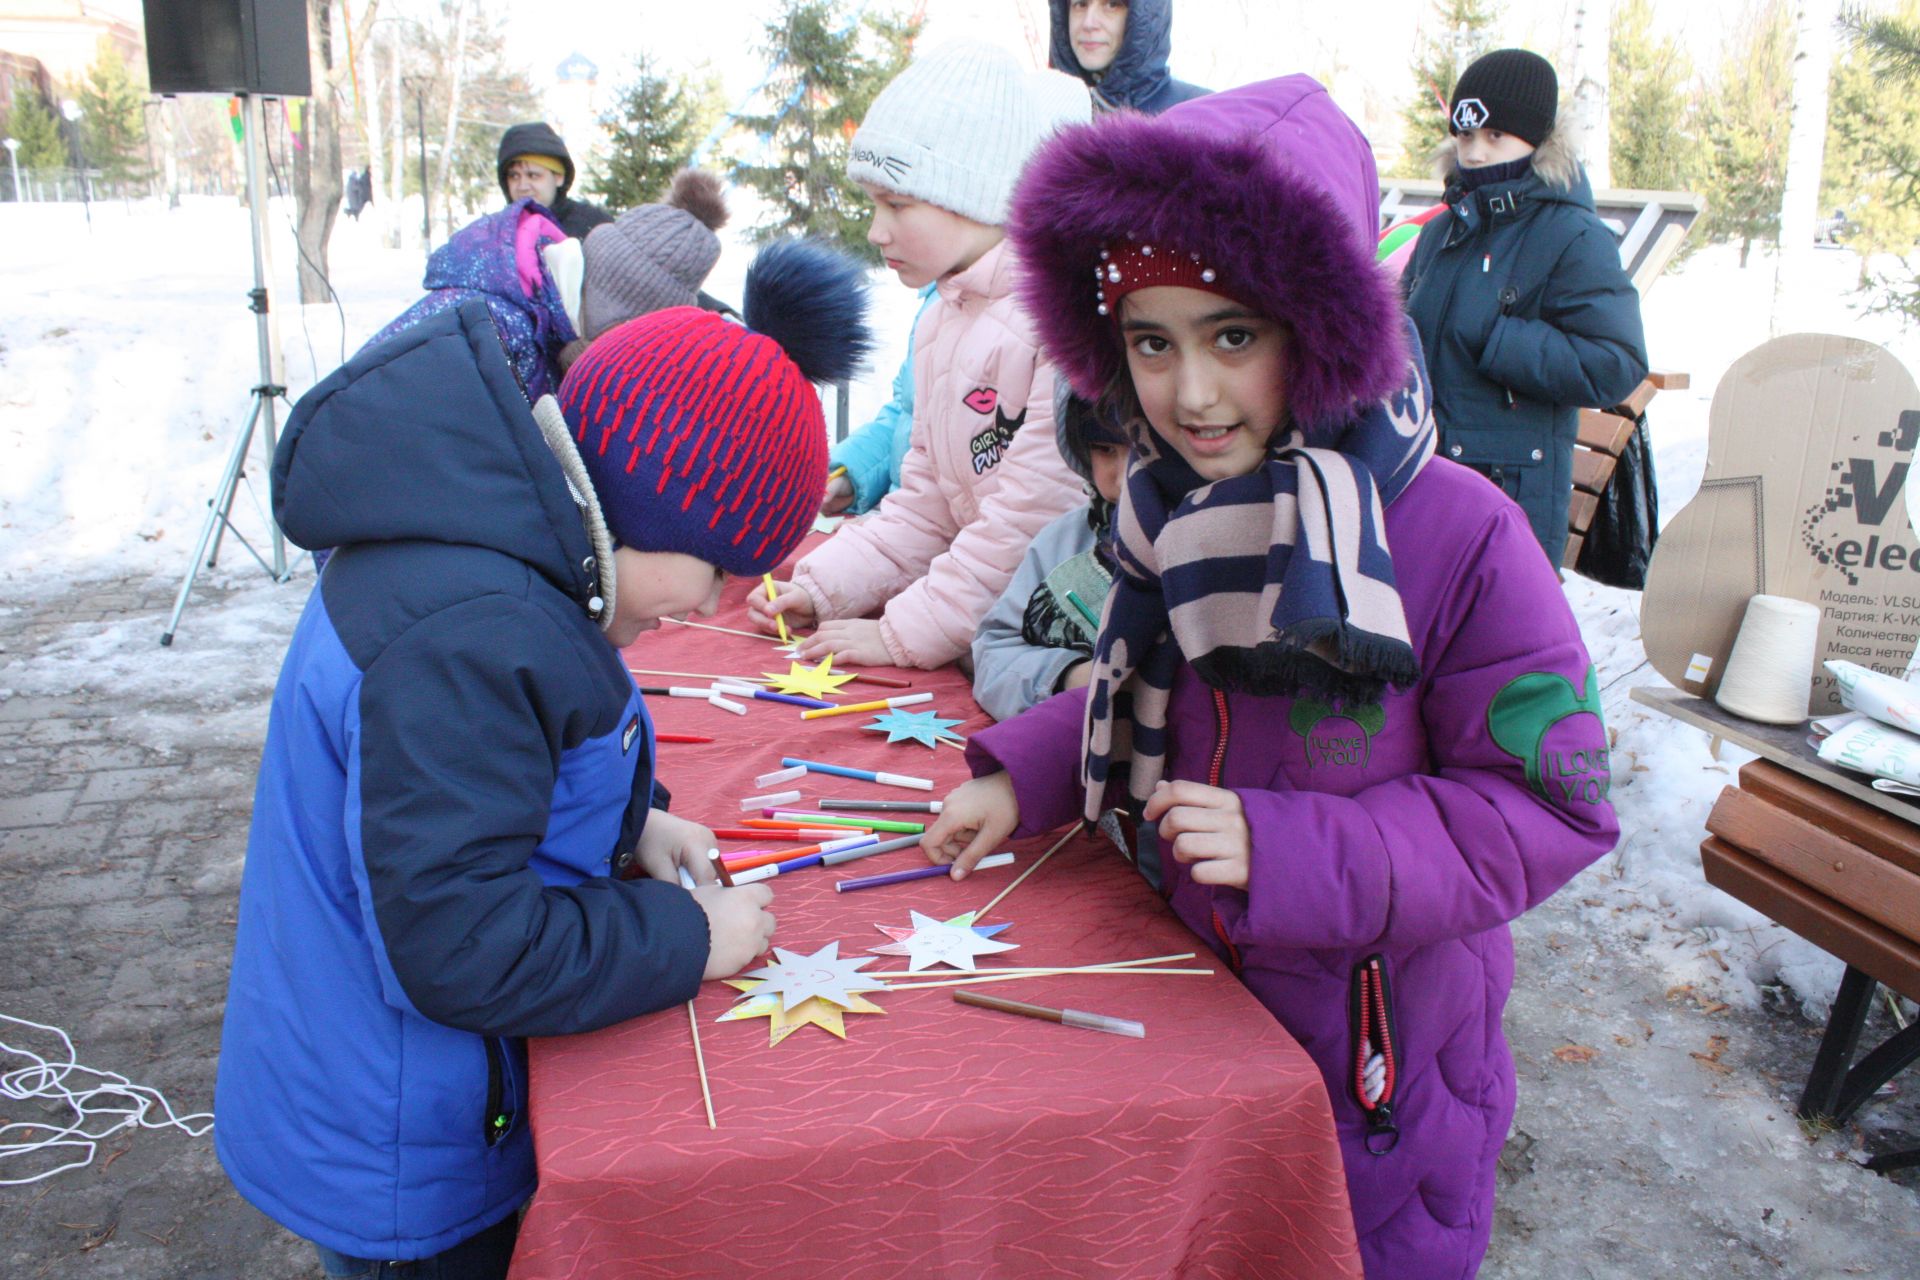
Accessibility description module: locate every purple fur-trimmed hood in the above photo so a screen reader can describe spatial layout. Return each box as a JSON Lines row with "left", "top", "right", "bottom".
{"left": 1008, "top": 75, "right": 1406, "bottom": 435}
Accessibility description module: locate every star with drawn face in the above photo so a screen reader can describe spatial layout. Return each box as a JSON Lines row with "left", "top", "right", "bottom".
{"left": 868, "top": 911, "right": 1019, "bottom": 972}
{"left": 738, "top": 941, "right": 890, "bottom": 1011}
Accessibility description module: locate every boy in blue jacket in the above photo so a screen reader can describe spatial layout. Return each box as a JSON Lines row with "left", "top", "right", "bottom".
{"left": 215, "top": 239, "right": 871, "bottom": 1277}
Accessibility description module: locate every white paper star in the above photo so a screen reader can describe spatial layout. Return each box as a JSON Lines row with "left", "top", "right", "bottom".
{"left": 741, "top": 941, "right": 892, "bottom": 1011}
{"left": 867, "top": 910, "right": 1020, "bottom": 972}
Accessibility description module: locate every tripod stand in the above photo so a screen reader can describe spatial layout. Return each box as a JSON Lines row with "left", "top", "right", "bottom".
{"left": 161, "top": 92, "right": 293, "bottom": 646}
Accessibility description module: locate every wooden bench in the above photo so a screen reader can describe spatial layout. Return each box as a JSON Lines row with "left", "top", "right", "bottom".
{"left": 1562, "top": 368, "right": 1688, "bottom": 570}
{"left": 1703, "top": 759, "right": 1920, "bottom": 1170}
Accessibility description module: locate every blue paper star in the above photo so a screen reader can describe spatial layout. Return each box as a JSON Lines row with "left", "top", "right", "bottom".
{"left": 864, "top": 707, "right": 967, "bottom": 749}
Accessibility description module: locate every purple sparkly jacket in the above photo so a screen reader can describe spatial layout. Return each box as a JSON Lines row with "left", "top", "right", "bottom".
{"left": 367, "top": 199, "right": 577, "bottom": 404}
{"left": 968, "top": 457, "right": 1617, "bottom": 1277}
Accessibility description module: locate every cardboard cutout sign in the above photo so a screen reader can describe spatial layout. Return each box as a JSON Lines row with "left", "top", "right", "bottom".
{"left": 1641, "top": 334, "right": 1920, "bottom": 717}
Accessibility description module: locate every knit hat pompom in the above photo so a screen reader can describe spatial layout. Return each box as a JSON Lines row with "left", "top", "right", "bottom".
{"left": 559, "top": 237, "right": 874, "bottom": 576}
{"left": 741, "top": 237, "right": 875, "bottom": 386}
{"left": 665, "top": 167, "right": 729, "bottom": 231}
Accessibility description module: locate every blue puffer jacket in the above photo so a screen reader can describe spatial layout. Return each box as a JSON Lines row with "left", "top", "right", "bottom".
{"left": 1047, "top": 0, "right": 1208, "bottom": 115}
{"left": 214, "top": 300, "right": 708, "bottom": 1260}
{"left": 1402, "top": 131, "right": 1648, "bottom": 566}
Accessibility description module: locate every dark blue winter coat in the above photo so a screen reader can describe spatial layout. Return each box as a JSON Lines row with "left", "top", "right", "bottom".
{"left": 214, "top": 300, "right": 708, "bottom": 1260}
{"left": 1402, "top": 132, "right": 1648, "bottom": 566}
{"left": 368, "top": 199, "right": 579, "bottom": 404}
{"left": 1047, "top": 0, "right": 1208, "bottom": 115}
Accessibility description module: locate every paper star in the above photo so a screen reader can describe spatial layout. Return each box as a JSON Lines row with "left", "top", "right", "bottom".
{"left": 866, "top": 910, "right": 1020, "bottom": 972}
{"left": 761, "top": 656, "right": 858, "bottom": 700}
{"left": 718, "top": 987, "right": 887, "bottom": 1046}
{"left": 864, "top": 707, "right": 967, "bottom": 750}
{"left": 739, "top": 941, "right": 891, "bottom": 1010}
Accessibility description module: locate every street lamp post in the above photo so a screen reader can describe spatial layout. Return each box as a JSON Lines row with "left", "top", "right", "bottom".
{"left": 60, "top": 98, "right": 91, "bottom": 229}
{"left": 2, "top": 138, "right": 19, "bottom": 203}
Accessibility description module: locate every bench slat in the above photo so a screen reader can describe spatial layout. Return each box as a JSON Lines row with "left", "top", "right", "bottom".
{"left": 1571, "top": 447, "right": 1616, "bottom": 494}
{"left": 1707, "top": 785, "right": 1920, "bottom": 942}
{"left": 1612, "top": 378, "right": 1659, "bottom": 418}
{"left": 1648, "top": 369, "right": 1690, "bottom": 391}
{"left": 1702, "top": 836, "right": 1920, "bottom": 1001}
{"left": 1738, "top": 760, "right": 1920, "bottom": 878}
{"left": 1577, "top": 409, "right": 1637, "bottom": 456}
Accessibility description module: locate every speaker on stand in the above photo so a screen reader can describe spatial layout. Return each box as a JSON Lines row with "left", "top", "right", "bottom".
{"left": 143, "top": 0, "right": 312, "bottom": 644}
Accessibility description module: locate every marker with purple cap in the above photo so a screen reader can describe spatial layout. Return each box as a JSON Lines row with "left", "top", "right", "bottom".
{"left": 835, "top": 852, "right": 1014, "bottom": 893}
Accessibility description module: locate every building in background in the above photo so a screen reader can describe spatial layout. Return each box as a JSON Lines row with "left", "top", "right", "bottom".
{"left": 0, "top": 0, "right": 140, "bottom": 85}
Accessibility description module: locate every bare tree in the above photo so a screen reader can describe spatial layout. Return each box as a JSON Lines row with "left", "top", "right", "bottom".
{"left": 1772, "top": 0, "right": 1838, "bottom": 332}
{"left": 1569, "top": 0, "right": 1613, "bottom": 188}
{"left": 292, "top": 0, "right": 343, "bottom": 303}
{"left": 431, "top": 0, "right": 469, "bottom": 243}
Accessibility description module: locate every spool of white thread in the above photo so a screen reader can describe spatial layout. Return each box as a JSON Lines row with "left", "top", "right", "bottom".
{"left": 1714, "top": 594, "right": 1823, "bottom": 724}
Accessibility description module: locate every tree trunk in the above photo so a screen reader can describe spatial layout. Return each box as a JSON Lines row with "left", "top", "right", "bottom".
{"left": 361, "top": 10, "right": 389, "bottom": 245}
{"left": 1740, "top": 235, "right": 1752, "bottom": 267}
{"left": 293, "top": 0, "right": 343, "bottom": 304}
{"left": 432, "top": 0, "right": 470, "bottom": 242}
{"left": 1772, "top": 0, "right": 1836, "bottom": 334}
{"left": 388, "top": 30, "right": 405, "bottom": 248}
{"left": 1570, "top": 0, "right": 1613, "bottom": 189}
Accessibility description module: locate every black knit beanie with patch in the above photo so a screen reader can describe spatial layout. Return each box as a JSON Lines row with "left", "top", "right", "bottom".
{"left": 1448, "top": 48, "right": 1557, "bottom": 146}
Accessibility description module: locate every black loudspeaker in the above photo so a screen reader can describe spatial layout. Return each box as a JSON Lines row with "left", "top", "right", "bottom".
{"left": 141, "top": 0, "right": 312, "bottom": 97}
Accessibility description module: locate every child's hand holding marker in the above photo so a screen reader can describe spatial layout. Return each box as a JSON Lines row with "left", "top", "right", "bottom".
{"left": 691, "top": 883, "right": 777, "bottom": 980}
{"left": 921, "top": 771, "right": 1021, "bottom": 876}
{"left": 634, "top": 810, "right": 722, "bottom": 887}
{"left": 747, "top": 579, "right": 816, "bottom": 635}
{"left": 1142, "top": 780, "right": 1251, "bottom": 890}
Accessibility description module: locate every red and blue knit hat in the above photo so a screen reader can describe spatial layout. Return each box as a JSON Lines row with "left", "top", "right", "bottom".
{"left": 559, "top": 238, "right": 873, "bottom": 576}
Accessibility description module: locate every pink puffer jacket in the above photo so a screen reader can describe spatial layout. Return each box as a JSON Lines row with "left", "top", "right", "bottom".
{"left": 792, "top": 239, "right": 1084, "bottom": 668}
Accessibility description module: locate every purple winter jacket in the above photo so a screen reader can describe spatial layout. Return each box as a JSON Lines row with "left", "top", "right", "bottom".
{"left": 968, "top": 457, "right": 1617, "bottom": 1277}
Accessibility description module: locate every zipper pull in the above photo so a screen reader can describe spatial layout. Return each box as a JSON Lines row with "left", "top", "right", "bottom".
{"left": 1481, "top": 253, "right": 1490, "bottom": 273}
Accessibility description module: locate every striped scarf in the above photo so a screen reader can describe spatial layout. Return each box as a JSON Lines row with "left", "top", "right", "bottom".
{"left": 1082, "top": 323, "right": 1437, "bottom": 821}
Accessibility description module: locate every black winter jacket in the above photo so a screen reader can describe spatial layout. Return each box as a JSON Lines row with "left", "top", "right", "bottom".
{"left": 1403, "top": 131, "right": 1648, "bottom": 566}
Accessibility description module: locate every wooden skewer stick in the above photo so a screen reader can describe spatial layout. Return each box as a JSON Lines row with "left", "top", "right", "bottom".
{"left": 688, "top": 1000, "right": 716, "bottom": 1130}
{"left": 882, "top": 968, "right": 1213, "bottom": 991}
{"left": 877, "top": 954, "right": 1197, "bottom": 977}
{"left": 973, "top": 824, "right": 1080, "bottom": 922}
{"left": 663, "top": 616, "right": 795, "bottom": 644}
{"left": 629, "top": 668, "right": 772, "bottom": 684}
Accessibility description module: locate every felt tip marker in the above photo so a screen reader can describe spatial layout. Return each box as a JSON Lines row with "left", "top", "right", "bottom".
{"left": 819, "top": 798, "right": 944, "bottom": 814}
{"left": 761, "top": 810, "right": 924, "bottom": 834}
{"left": 739, "top": 789, "right": 803, "bottom": 811}
{"left": 834, "top": 852, "right": 1013, "bottom": 892}
{"left": 731, "top": 853, "right": 824, "bottom": 883}
{"left": 755, "top": 765, "right": 809, "bottom": 788}
{"left": 820, "top": 832, "right": 924, "bottom": 865}
{"left": 724, "top": 834, "right": 876, "bottom": 872}
{"left": 953, "top": 990, "right": 1145, "bottom": 1038}
{"left": 655, "top": 733, "right": 715, "bottom": 744}
{"left": 780, "top": 758, "right": 934, "bottom": 791}
{"left": 798, "top": 692, "right": 935, "bottom": 720}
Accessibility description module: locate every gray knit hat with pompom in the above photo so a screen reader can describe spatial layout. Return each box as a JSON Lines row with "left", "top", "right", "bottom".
{"left": 578, "top": 169, "right": 730, "bottom": 340}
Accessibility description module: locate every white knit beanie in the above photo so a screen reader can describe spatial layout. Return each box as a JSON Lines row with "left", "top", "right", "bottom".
{"left": 848, "top": 42, "right": 1092, "bottom": 226}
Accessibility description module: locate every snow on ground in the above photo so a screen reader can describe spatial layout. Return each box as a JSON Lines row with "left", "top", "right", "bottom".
{"left": 6, "top": 197, "right": 1920, "bottom": 1269}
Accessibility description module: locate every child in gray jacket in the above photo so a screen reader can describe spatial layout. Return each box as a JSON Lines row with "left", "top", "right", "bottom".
{"left": 971, "top": 389, "right": 1127, "bottom": 720}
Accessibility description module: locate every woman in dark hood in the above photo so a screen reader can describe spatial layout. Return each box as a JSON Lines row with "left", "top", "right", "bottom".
{"left": 496, "top": 121, "right": 613, "bottom": 239}
{"left": 1048, "top": 0, "right": 1208, "bottom": 115}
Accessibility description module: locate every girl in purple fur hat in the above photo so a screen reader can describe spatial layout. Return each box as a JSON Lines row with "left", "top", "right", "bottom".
{"left": 923, "top": 75, "right": 1619, "bottom": 1278}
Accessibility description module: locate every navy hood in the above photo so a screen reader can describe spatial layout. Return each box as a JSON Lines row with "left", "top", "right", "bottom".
{"left": 272, "top": 300, "right": 595, "bottom": 607}
{"left": 1048, "top": 0, "right": 1208, "bottom": 114}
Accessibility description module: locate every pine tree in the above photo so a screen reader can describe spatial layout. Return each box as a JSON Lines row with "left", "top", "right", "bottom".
{"left": 1698, "top": 0, "right": 1794, "bottom": 264}
{"left": 730, "top": 0, "right": 920, "bottom": 259}
{"left": 1608, "top": 0, "right": 1702, "bottom": 191}
{"left": 77, "top": 37, "right": 148, "bottom": 186}
{"left": 7, "top": 88, "right": 70, "bottom": 172}
{"left": 1391, "top": 0, "right": 1501, "bottom": 178}
{"left": 1829, "top": 0, "right": 1920, "bottom": 317}
{"left": 593, "top": 56, "right": 723, "bottom": 210}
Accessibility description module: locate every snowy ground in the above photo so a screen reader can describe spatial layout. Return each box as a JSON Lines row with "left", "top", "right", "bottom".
{"left": 5, "top": 196, "right": 1920, "bottom": 1275}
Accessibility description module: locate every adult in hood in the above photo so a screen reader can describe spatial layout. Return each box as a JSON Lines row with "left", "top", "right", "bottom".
{"left": 1401, "top": 48, "right": 1648, "bottom": 568}
{"left": 497, "top": 120, "right": 613, "bottom": 240}
{"left": 1048, "top": 0, "right": 1208, "bottom": 115}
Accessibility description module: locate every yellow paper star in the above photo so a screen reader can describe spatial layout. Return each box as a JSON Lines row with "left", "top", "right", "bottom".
{"left": 760, "top": 655, "right": 858, "bottom": 700}
{"left": 719, "top": 982, "right": 886, "bottom": 1046}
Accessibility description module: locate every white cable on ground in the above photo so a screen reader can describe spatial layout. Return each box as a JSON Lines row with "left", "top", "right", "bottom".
{"left": 0, "top": 1012, "right": 213, "bottom": 1185}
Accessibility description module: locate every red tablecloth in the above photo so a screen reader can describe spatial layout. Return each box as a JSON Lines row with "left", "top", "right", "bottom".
{"left": 509, "top": 573, "right": 1360, "bottom": 1279}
